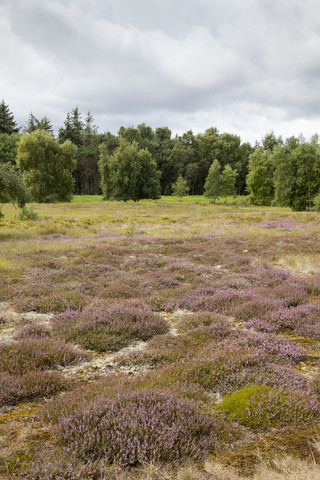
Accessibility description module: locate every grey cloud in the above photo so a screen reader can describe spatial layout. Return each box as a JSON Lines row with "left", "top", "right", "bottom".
{"left": 1, "top": 0, "right": 320, "bottom": 143}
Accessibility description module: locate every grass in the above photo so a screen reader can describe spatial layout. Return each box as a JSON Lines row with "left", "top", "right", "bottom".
{"left": 1, "top": 196, "right": 320, "bottom": 478}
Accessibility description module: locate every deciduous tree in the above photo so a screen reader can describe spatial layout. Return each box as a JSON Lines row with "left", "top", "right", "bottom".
{"left": 17, "top": 130, "right": 77, "bottom": 202}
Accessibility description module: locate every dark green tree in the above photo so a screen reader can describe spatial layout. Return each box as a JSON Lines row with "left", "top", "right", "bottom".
{"left": 246, "top": 148, "right": 275, "bottom": 205}
{"left": 99, "top": 139, "right": 160, "bottom": 201}
{"left": 0, "top": 100, "right": 19, "bottom": 134}
{"left": 204, "top": 159, "right": 222, "bottom": 202}
{"left": 24, "top": 113, "right": 53, "bottom": 134}
{"left": 0, "top": 163, "right": 28, "bottom": 217}
{"left": 59, "top": 107, "right": 83, "bottom": 146}
{"left": 274, "top": 140, "right": 320, "bottom": 211}
{"left": 0, "top": 133, "right": 21, "bottom": 165}
{"left": 17, "top": 130, "right": 77, "bottom": 202}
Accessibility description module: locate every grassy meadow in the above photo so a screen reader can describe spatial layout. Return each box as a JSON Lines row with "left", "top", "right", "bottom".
{"left": 1, "top": 196, "right": 320, "bottom": 479}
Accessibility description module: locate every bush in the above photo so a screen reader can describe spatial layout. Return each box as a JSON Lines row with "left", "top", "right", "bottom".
{"left": 18, "top": 205, "right": 39, "bottom": 221}
{"left": 0, "top": 338, "right": 87, "bottom": 375}
{"left": 0, "top": 371, "right": 73, "bottom": 406}
{"left": 217, "top": 385, "right": 320, "bottom": 428}
{"left": 56, "top": 390, "right": 230, "bottom": 466}
{"left": 14, "top": 323, "right": 51, "bottom": 339}
{"left": 247, "top": 303, "right": 320, "bottom": 339}
{"left": 51, "top": 301, "right": 169, "bottom": 352}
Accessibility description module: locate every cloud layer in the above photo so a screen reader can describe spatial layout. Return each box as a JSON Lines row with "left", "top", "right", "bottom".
{"left": 1, "top": 0, "right": 320, "bottom": 142}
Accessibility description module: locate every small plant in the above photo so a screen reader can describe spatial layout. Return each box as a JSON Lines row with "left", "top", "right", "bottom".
{"left": 18, "top": 205, "right": 39, "bottom": 220}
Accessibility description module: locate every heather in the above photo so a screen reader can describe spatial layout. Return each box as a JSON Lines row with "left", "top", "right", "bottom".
{"left": 2, "top": 199, "right": 320, "bottom": 478}
{"left": 51, "top": 301, "right": 168, "bottom": 352}
{"left": 247, "top": 303, "right": 320, "bottom": 339}
{"left": 56, "top": 390, "right": 232, "bottom": 466}
{"left": 0, "top": 338, "right": 87, "bottom": 375}
{"left": 0, "top": 370, "right": 73, "bottom": 406}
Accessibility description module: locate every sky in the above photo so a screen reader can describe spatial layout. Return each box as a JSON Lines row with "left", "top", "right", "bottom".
{"left": 1, "top": 0, "right": 320, "bottom": 144}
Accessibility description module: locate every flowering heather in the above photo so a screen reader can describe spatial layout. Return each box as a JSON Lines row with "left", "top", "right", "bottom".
{"left": 218, "top": 384, "right": 320, "bottom": 428}
{"left": 14, "top": 323, "right": 51, "bottom": 339}
{"left": 52, "top": 300, "right": 168, "bottom": 352}
{"left": 0, "top": 338, "right": 87, "bottom": 375}
{"left": 177, "top": 311, "right": 231, "bottom": 334}
{"left": 247, "top": 303, "right": 320, "bottom": 339}
{"left": 0, "top": 371, "right": 73, "bottom": 406}
{"left": 56, "top": 390, "right": 230, "bottom": 466}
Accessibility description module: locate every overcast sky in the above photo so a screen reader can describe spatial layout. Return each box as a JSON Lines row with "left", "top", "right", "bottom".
{"left": 1, "top": 0, "right": 320, "bottom": 144}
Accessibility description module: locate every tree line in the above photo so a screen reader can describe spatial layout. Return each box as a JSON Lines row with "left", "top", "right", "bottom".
{"left": 1, "top": 99, "right": 320, "bottom": 213}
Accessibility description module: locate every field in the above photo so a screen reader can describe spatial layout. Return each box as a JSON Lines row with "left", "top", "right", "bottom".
{"left": 1, "top": 196, "right": 320, "bottom": 479}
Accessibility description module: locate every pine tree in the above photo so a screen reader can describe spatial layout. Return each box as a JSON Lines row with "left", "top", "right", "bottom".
{"left": 0, "top": 100, "right": 19, "bottom": 134}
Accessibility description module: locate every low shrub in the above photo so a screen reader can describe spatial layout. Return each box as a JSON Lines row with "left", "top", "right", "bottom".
{"left": 217, "top": 385, "right": 320, "bottom": 428}
{"left": 56, "top": 390, "right": 232, "bottom": 466}
{"left": 247, "top": 303, "right": 320, "bottom": 339}
{"left": 14, "top": 323, "right": 51, "bottom": 339}
{"left": 0, "top": 371, "right": 73, "bottom": 406}
{"left": 0, "top": 338, "right": 87, "bottom": 375}
{"left": 51, "top": 301, "right": 169, "bottom": 352}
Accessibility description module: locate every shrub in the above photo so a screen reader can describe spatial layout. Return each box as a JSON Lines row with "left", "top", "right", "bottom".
{"left": 0, "top": 371, "right": 73, "bottom": 406}
{"left": 51, "top": 301, "right": 169, "bottom": 352}
{"left": 0, "top": 338, "right": 87, "bottom": 375}
{"left": 247, "top": 303, "right": 320, "bottom": 339}
{"left": 14, "top": 323, "right": 51, "bottom": 339}
{"left": 217, "top": 385, "right": 320, "bottom": 428}
{"left": 56, "top": 390, "right": 231, "bottom": 466}
{"left": 18, "top": 205, "right": 39, "bottom": 221}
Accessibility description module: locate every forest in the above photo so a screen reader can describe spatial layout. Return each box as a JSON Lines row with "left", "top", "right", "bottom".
{"left": 1, "top": 99, "right": 320, "bottom": 212}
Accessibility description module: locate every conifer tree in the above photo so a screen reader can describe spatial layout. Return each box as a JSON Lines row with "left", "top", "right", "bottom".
{"left": 0, "top": 100, "right": 19, "bottom": 134}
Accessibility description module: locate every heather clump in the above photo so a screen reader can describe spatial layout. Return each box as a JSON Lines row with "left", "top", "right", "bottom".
{"left": 56, "top": 390, "right": 230, "bottom": 466}
{"left": 14, "top": 323, "right": 51, "bottom": 339}
{"left": 247, "top": 303, "right": 320, "bottom": 339}
{"left": 217, "top": 385, "right": 320, "bottom": 428}
{"left": 118, "top": 326, "right": 226, "bottom": 370}
{"left": 0, "top": 370, "right": 73, "bottom": 406}
{"left": 0, "top": 338, "right": 87, "bottom": 375}
{"left": 51, "top": 300, "right": 168, "bottom": 352}
{"left": 177, "top": 311, "right": 231, "bottom": 334}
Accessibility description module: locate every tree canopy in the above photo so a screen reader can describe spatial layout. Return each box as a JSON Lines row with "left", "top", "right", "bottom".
{"left": 17, "top": 130, "right": 77, "bottom": 203}
{"left": 99, "top": 139, "right": 161, "bottom": 201}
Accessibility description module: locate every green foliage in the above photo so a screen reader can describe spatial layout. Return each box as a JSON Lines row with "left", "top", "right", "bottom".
{"left": 217, "top": 384, "right": 320, "bottom": 428}
{"left": 172, "top": 175, "right": 189, "bottom": 197}
{"left": 275, "top": 141, "right": 320, "bottom": 211}
{"left": 204, "top": 159, "right": 222, "bottom": 201}
{"left": 99, "top": 138, "right": 161, "bottom": 201}
{"left": 24, "top": 113, "right": 53, "bottom": 134}
{"left": 0, "top": 163, "right": 28, "bottom": 217}
{"left": 246, "top": 148, "right": 275, "bottom": 205}
{"left": 0, "top": 133, "right": 21, "bottom": 165}
{"left": 17, "top": 130, "right": 77, "bottom": 203}
{"left": 221, "top": 164, "right": 237, "bottom": 201}
{"left": 0, "top": 100, "right": 19, "bottom": 134}
{"left": 18, "top": 205, "right": 39, "bottom": 221}
{"left": 313, "top": 194, "right": 320, "bottom": 211}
